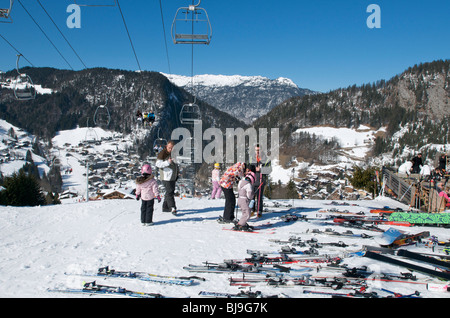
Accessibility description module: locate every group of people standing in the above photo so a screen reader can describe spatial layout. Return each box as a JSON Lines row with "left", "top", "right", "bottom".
{"left": 215, "top": 144, "right": 272, "bottom": 231}
{"left": 399, "top": 153, "right": 448, "bottom": 181}
{"left": 135, "top": 141, "right": 272, "bottom": 231}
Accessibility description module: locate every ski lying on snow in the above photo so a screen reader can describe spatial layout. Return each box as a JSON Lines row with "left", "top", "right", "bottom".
{"left": 222, "top": 227, "right": 276, "bottom": 234}
{"left": 306, "top": 228, "right": 374, "bottom": 239}
{"left": 364, "top": 251, "right": 450, "bottom": 281}
{"left": 246, "top": 246, "right": 320, "bottom": 256}
{"left": 198, "top": 290, "right": 286, "bottom": 298}
{"left": 333, "top": 216, "right": 411, "bottom": 227}
{"left": 363, "top": 246, "right": 450, "bottom": 270}
{"left": 303, "top": 287, "right": 421, "bottom": 298}
{"left": 65, "top": 266, "right": 199, "bottom": 285}
{"left": 183, "top": 261, "right": 312, "bottom": 275}
{"left": 226, "top": 253, "right": 344, "bottom": 265}
{"left": 222, "top": 222, "right": 276, "bottom": 234}
{"left": 229, "top": 274, "right": 365, "bottom": 290}
{"left": 48, "top": 281, "right": 164, "bottom": 298}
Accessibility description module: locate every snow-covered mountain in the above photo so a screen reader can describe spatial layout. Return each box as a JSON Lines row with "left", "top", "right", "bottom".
{"left": 162, "top": 73, "right": 316, "bottom": 124}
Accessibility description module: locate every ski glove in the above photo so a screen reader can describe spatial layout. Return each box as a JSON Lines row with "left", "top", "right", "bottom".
{"left": 249, "top": 200, "right": 255, "bottom": 209}
{"left": 157, "top": 195, "right": 161, "bottom": 203}
{"left": 136, "top": 195, "right": 140, "bottom": 201}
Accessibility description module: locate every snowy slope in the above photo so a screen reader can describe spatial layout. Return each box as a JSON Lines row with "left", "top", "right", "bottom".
{"left": 0, "top": 196, "right": 449, "bottom": 298}
{"left": 0, "top": 122, "right": 449, "bottom": 299}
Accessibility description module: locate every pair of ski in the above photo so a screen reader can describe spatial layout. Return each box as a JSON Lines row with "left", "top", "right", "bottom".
{"left": 233, "top": 253, "right": 344, "bottom": 266}
{"left": 333, "top": 215, "right": 411, "bottom": 227}
{"left": 363, "top": 247, "right": 450, "bottom": 281}
{"left": 65, "top": 266, "right": 205, "bottom": 286}
{"left": 246, "top": 246, "right": 320, "bottom": 257}
{"left": 305, "top": 228, "right": 374, "bottom": 239}
{"left": 198, "top": 290, "right": 286, "bottom": 298}
{"left": 303, "top": 288, "right": 421, "bottom": 298}
{"left": 48, "top": 281, "right": 164, "bottom": 298}
{"left": 183, "top": 261, "right": 312, "bottom": 275}
{"left": 222, "top": 222, "right": 276, "bottom": 234}
{"left": 229, "top": 274, "right": 366, "bottom": 290}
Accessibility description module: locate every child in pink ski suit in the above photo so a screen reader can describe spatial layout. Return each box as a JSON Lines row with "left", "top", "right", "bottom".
{"left": 211, "top": 163, "right": 222, "bottom": 199}
{"left": 136, "top": 164, "right": 161, "bottom": 226}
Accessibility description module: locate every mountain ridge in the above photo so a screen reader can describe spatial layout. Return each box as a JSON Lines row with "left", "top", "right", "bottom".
{"left": 163, "top": 73, "right": 316, "bottom": 124}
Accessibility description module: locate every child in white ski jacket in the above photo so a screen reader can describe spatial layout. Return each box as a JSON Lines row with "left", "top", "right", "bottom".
{"left": 234, "top": 171, "right": 256, "bottom": 231}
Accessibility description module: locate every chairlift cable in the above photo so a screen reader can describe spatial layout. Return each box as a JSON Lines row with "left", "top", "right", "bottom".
{"left": 116, "top": 0, "right": 141, "bottom": 72}
{"left": 0, "top": 33, "right": 34, "bottom": 66}
{"left": 17, "top": 0, "right": 74, "bottom": 70}
{"left": 36, "top": 0, "right": 87, "bottom": 69}
{"left": 158, "top": 0, "right": 171, "bottom": 74}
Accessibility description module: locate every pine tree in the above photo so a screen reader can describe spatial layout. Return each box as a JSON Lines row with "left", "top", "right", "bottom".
{"left": 286, "top": 179, "right": 298, "bottom": 199}
{"left": 1, "top": 171, "right": 46, "bottom": 206}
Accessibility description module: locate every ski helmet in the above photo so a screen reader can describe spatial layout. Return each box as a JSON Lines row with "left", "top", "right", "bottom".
{"left": 245, "top": 171, "right": 256, "bottom": 184}
{"left": 141, "top": 164, "right": 152, "bottom": 175}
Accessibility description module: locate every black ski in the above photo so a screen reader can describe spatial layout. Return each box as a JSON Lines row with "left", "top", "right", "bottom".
{"left": 396, "top": 249, "right": 450, "bottom": 271}
{"left": 364, "top": 246, "right": 450, "bottom": 270}
{"left": 364, "top": 251, "right": 450, "bottom": 281}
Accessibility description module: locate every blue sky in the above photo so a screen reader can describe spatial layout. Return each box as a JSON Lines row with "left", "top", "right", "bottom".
{"left": 0, "top": 0, "right": 449, "bottom": 92}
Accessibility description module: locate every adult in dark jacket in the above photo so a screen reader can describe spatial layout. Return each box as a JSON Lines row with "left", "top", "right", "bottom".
{"left": 438, "top": 153, "right": 447, "bottom": 173}
{"left": 249, "top": 144, "right": 272, "bottom": 217}
{"left": 411, "top": 153, "right": 423, "bottom": 174}
{"left": 155, "top": 140, "right": 178, "bottom": 215}
{"left": 218, "top": 162, "right": 246, "bottom": 223}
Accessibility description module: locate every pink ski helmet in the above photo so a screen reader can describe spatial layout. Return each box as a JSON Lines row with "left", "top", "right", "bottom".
{"left": 245, "top": 171, "right": 256, "bottom": 184}
{"left": 141, "top": 164, "right": 152, "bottom": 175}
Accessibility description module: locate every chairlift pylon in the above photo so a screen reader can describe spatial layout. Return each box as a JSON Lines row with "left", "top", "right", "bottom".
{"left": 73, "top": 0, "right": 116, "bottom": 7}
{"left": 14, "top": 54, "right": 36, "bottom": 101}
{"left": 93, "top": 96, "right": 111, "bottom": 128}
{"left": 0, "top": 0, "right": 14, "bottom": 23}
{"left": 171, "top": 0, "right": 212, "bottom": 45}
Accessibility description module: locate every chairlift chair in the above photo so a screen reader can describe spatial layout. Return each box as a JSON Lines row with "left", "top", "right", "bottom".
{"left": 137, "top": 87, "right": 157, "bottom": 127}
{"left": 0, "top": 0, "right": 14, "bottom": 23}
{"left": 14, "top": 54, "right": 36, "bottom": 101}
{"left": 180, "top": 102, "right": 201, "bottom": 125}
{"left": 85, "top": 126, "right": 99, "bottom": 142}
{"left": 171, "top": 0, "right": 212, "bottom": 45}
{"left": 153, "top": 128, "right": 167, "bottom": 153}
{"left": 153, "top": 138, "right": 167, "bottom": 153}
{"left": 93, "top": 97, "right": 111, "bottom": 128}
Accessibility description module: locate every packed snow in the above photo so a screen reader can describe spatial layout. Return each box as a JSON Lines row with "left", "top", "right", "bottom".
{"left": 1, "top": 196, "right": 449, "bottom": 299}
